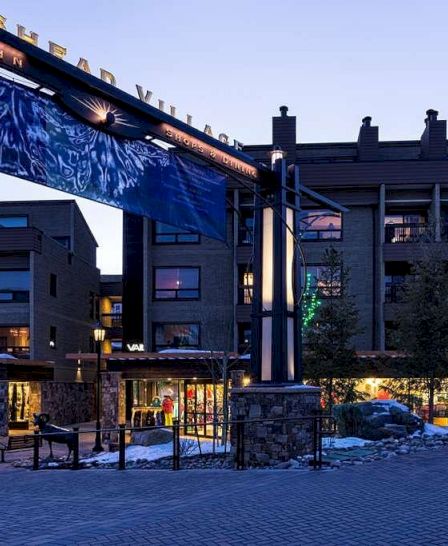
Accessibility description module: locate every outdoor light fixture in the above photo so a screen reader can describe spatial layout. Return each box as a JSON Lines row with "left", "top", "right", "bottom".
{"left": 93, "top": 324, "right": 106, "bottom": 343}
{"left": 92, "top": 323, "right": 106, "bottom": 452}
{"left": 270, "top": 145, "right": 285, "bottom": 168}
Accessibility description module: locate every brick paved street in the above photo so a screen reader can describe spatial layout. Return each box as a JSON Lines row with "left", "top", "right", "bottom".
{"left": 1, "top": 448, "right": 447, "bottom": 545}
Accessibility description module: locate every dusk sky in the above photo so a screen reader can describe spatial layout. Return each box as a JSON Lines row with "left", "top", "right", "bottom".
{"left": 1, "top": 0, "right": 447, "bottom": 273}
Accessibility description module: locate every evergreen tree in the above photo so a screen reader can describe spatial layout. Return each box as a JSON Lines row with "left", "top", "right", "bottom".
{"left": 395, "top": 242, "right": 448, "bottom": 423}
{"left": 305, "top": 247, "right": 361, "bottom": 412}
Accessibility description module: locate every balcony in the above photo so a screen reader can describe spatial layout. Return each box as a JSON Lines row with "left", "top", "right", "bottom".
{"left": 385, "top": 284, "right": 405, "bottom": 303}
{"left": 238, "top": 227, "right": 253, "bottom": 246}
{"left": 0, "top": 346, "right": 30, "bottom": 358}
{"left": 384, "top": 223, "right": 429, "bottom": 244}
{"left": 101, "top": 313, "right": 122, "bottom": 329}
{"left": 0, "top": 227, "right": 42, "bottom": 253}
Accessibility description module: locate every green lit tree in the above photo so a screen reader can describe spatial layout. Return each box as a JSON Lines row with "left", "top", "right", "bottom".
{"left": 305, "top": 247, "right": 362, "bottom": 413}
{"left": 302, "top": 272, "right": 321, "bottom": 329}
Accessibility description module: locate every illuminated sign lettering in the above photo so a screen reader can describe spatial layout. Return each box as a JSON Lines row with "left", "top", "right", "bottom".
{"left": 0, "top": 13, "right": 244, "bottom": 151}
{"left": 126, "top": 343, "right": 145, "bottom": 352}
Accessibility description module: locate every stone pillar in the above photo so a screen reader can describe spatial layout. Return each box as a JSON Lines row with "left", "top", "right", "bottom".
{"left": 230, "top": 369, "right": 245, "bottom": 388}
{"left": 101, "top": 372, "right": 124, "bottom": 443}
{"left": 230, "top": 385, "right": 321, "bottom": 467}
{"left": 0, "top": 380, "right": 8, "bottom": 436}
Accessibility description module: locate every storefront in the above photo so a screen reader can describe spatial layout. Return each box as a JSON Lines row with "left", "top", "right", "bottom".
{"left": 125, "top": 378, "right": 225, "bottom": 437}
{"left": 67, "top": 351, "right": 247, "bottom": 438}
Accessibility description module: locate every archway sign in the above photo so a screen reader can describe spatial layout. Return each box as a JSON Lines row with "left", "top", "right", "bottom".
{"left": 0, "top": 25, "right": 346, "bottom": 384}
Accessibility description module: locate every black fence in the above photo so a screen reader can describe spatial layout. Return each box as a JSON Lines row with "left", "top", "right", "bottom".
{"left": 12, "top": 414, "right": 334, "bottom": 472}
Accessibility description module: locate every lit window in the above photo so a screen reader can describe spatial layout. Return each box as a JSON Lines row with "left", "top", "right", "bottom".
{"left": 154, "top": 268, "right": 200, "bottom": 300}
{"left": 0, "top": 216, "right": 27, "bottom": 228}
{"left": 300, "top": 210, "right": 342, "bottom": 241}
{"left": 153, "top": 323, "right": 200, "bottom": 351}
{"left": 0, "top": 326, "right": 29, "bottom": 357}
{"left": 238, "top": 266, "right": 253, "bottom": 304}
{"left": 154, "top": 222, "right": 199, "bottom": 244}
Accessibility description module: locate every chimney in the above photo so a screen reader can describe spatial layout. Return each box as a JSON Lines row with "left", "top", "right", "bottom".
{"left": 357, "top": 116, "right": 379, "bottom": 161}
{"left": 420, "top": 109, "right": 447, "bottom": 159}
{"left": 272, "top": 105, "right": 296, "bottom": 164}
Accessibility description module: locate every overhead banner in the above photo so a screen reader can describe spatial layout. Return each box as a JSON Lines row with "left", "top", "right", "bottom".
{"left": 0, "top": 77, "right": 227, "bottom": 240}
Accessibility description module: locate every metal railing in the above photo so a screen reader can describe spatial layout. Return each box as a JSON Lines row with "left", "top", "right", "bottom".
{"left": 385, "top": 283, "right": 405, "bottom": 303}
{"left": 384, "top": 223, "right": 428, "bottom": 244}
{"left": 22, "top": 413, "right": 334, "bottom": 472}
{"left": 100, "top": 313, "right": 122, "bottom": 328}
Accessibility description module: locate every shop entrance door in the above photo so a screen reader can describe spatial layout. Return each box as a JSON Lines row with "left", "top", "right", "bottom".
{"left": 184, "top": 382, "right": 224, "bottom": 437}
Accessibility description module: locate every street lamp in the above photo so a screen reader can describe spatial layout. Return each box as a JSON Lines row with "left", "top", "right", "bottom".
{"left": 92, "top": 323, "right": 106, "bottom": 452}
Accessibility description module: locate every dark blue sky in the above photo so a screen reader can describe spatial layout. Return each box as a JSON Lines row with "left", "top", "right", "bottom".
{"left": 0, "top": 0, "right": 447, "bottom": 272}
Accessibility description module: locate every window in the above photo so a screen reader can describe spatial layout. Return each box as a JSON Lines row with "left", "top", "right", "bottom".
{"left": 305, "top": 265, "right": 341, "bottom": 297}
{"left": 111, "top": 339, "right": 123, "bottom": 352}
{"left": 238, "top": 195, "right": 254, "bottom": 245}
{"left": 154, "top": 267, "right": 200, "bottom": 300}
{"left": 49, "top": 273, "right": 57, "bottom": 297}
{"left": 154, "top": 222, "right": 199, "bottom": 244}
{"left": 52, "top": 236, "right": 71, "bottom": 249}
{"left": 49, "top": 326, "right": 57, "bottom": 349}
{"left": 238, "top": 266, "right": 253, "bottom": 304}
{"left": 300, "top": 210, "right": 342, "bottom": 241}
{"left": 384, "top": 213, "right": 428, "bottom": 243}
{"left": 0, "top": 270, "right": 30, "bottom": 303}
{"left": 238, "top": 323, "right": 251, "bottom": 354}
{"left": 385, "top": 262, "right": 411, "bottom": 303}
{"left": 0, "top": 216, "right": 27, "bottom": 228}
{"left": 153, "top": 323, "right": 200, "bottom": 351}
{"left": 0, "top": 326, "right": 29, "bottom": 357}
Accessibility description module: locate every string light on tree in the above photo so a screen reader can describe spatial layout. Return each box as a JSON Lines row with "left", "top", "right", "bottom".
{"left": 302, "top": 272, "right": 321, "bottom": 329}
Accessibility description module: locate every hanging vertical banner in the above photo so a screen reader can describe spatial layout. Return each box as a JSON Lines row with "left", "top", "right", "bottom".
{"left": 0, "top": 77, "right": 227, "bottom": 240}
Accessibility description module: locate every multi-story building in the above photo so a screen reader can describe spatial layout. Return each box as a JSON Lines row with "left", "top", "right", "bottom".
{"left": 122, "top": 106, "right": 448, "bottom": 357}
{"left": 0, "top": 200, "right": 100, "bottom": 380}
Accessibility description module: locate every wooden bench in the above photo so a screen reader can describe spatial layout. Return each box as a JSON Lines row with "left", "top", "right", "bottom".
{"left": 0, "top": 435, "right": 37, "bottom": 463}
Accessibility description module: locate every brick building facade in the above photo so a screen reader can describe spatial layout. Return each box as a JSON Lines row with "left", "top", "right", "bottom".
{"left": 122, "top": 107, "right": 448, "bottom": 357}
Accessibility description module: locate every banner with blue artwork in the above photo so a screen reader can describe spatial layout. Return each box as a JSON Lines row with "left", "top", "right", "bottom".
{"left": 0, "top": 77, "right": 226, "bottom": 240}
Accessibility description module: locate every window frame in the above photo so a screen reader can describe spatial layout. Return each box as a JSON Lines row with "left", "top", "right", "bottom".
{"left": 152, "top": 221, "right": 200, "bottom": 245}
{"left": 300, "top": 210, "right": 343, "bottom": 242}
{"left": 0, "top": 269, "right": 30, "bottom": 303}
{"left": 0, "top": 325, "right": 30, "bottom": 357}
{"left": 153, "top": 266, "right": 201, "bottom": 301}
{"left": 152, "top": 322, "right": 201, "bottom": 351}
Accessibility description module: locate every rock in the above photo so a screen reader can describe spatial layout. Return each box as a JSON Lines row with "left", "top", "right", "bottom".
{"left": 131, "top": 428, "right": 173, "bottom": 446}
{"left": 383, "top": 424, "right": 408, "bottom": 438}
{"left": 334, "top": 400, "right": 424, "bottom": 441}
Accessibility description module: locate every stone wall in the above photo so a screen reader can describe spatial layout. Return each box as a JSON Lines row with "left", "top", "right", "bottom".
{"left": 40, "top": 382, "right": 95, "bottom": 426}
{"left": 101, "top": 372, "right": 124, "bottom": 442}
{"left": 230, "top": 385, "right": 321, "bottom": 467}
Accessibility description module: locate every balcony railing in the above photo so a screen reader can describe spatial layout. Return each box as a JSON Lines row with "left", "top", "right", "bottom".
{"left": 0, "top": 346, "right": 30, "bottom": 358}
{"left": 385, "top": 284, "right": 405, "bottom": 303}
{"left": 238, "top": 227, "right": 253, "bottom": 245}
{"left": 384, "top": 223, "right": 428, "bottom": 244}
{"left": 101, "top": 313, "right": 122, "bottom": 329}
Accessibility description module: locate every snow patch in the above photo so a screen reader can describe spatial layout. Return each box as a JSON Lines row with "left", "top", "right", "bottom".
{"left": 370, "top": 399, "right": 410, "bottom": 412}
{"left": 322, "top": 437, "right": 373, "bottom": 449}
{"left": 424, "top": 423, "right": 448, "bottom": 436}
{"left": 82, "top": 440, "right": 229, "bottom": 465}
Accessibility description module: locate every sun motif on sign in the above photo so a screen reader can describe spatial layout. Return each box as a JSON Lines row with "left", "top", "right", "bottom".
{"left": 73, "top": 96, "right": 138, "bottom": 128}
